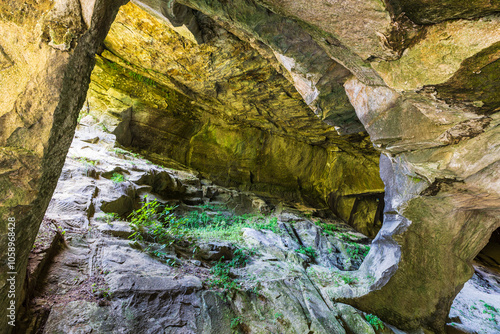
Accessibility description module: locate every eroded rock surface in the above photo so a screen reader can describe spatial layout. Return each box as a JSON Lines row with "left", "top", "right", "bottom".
{"left": 20, "top": 122, "right": 387, "bottom": 333}
{"left": 1, "top": 0, "right": 500, "bottom": 333}
{"left": 86, "top": 2, "right": 385, "bottom": 238}
{"left": 0, "top": 0, "right": 126, "bottom": 331}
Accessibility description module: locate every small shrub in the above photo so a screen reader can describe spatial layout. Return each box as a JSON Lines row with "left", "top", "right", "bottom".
{"left": 111, "top": 173, "right": 125, "bottom": 183}
{"left": 208, "top": 257, "right": 238, "bottom": 292}
{"left": 128, "top": 197, "right": 185, "bottom": 245}
{"left": 295, "top": 246, "right": 317, "bottom": 259}
{"left": 365, "top": 314, "right": 384, "bottom": 330}
{"left": 342, "top": 275, "right": 358, "bottom": 285}
{"left": 208, "top": 248, "right": 252, "bottom": 292}
{"left": 231, "top": 316, "right": 242, "bottom": 332}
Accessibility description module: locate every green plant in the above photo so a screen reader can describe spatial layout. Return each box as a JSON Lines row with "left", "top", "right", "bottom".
{"left": 409, "top": 175, "right": 423, "bottom": 183}
{"left": 208, "top": 257, "right": 238, "bottom": 292}
{"left": 208, "top": 248, "right": 252, "bottom": 292}
{"left": 483, "top": 302, "right": 498, "bottom": 313}
{"left": 77, "top": 157, "right": 98, "bottom": 166}
{"left": 365, "top": 314, "right": 384, "bottom": 330}
{"left": 254, "top": 216, "right": 281, "bottom": 234}
{"left": 481, "top": 301, "right": 498, "bottom": 323}
{"left": 318, "top": 223, "right": 338, "bottom": 236}
{"left": 99, "top": 123, "right": 109, "bottom": 132}
{"left": 295, "top": 246, "right": 317, "bottom": 258}
{"left": 230, "top": 316, "right": 242, "bottom": 333}
{"left": 274, "top": 312, "right": 283, "bottom": 320}
{"left": 128, "top": 197, "right": 185, "bottom": 245}
{"left": 342, "top": 275, "right": 358, "bottom": 285}
{"left": 113, "top": 147, "right": 129, "bottom": 155}
{"left": 180, "top": 208, "right": 279, "bottom": 242}
{"left": 145, "top": 245, "right": 180, "bottom": 266}
{"left": 91, "top": 283, "right": 112, "bottom": 300}
{"left": 111, "top": 172, "right": 125, "bottom": 183}
{"left": 77, "top": 111, "right": 88, "bottom": 123}
{"left": 97, "top": 212, "right": 120, "bottom": 224}
{"left": 346, "top": 243, "right": 370, "bottom": 261}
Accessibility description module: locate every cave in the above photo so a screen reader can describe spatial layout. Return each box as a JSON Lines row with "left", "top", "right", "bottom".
{"left": 476, "top": 228, "right": 500, "bottom": 273}
{"left": 1, "top": 1, "right": 500, "bottom": 333}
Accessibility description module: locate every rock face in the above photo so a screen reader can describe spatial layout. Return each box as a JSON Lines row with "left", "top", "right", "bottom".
{"left": 86, "top": 2, "right": 384, "bottom": 236}
{"left": 1, "top": 0, "right": 500, "bottom": 333}
{"left": 23, "top": 122, "right": 382, "bottom": 334}
{"left": 0, "top": 0, "right": 126, "bottom": 331}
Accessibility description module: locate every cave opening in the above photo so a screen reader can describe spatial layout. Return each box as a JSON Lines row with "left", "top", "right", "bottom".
{"left": 448, "top": 226, "right": 500, "bottom": 332}
{"left": 2, "top": 0, "right": 500, "bottom": 333}
{"left": 15, "top": 111, "right": 381, "bottom": 333}
{"left": 475, "top": 227, "right": 500, "bottom": 274}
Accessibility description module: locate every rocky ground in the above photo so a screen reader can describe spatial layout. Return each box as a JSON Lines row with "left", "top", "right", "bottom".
{"left": 15, "top": 116, "right": 500, "bottom": 334}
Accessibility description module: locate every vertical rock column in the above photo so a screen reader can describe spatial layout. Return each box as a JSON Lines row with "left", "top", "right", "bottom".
{"left": 0, "top": 0, "right": 127, "bottom": 331}
{"left": 344, "top": 77, "right": 500, "bottom": 332}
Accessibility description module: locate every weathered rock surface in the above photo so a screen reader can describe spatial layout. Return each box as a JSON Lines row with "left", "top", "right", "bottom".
{"left": 1, "top": 0, "right": 500, "bottom": 333}
{"left": 22, "top": 123, "right": 387, "bottom": 333}
{"left": 86, "top": 2, "right": 385, "bottom": 237}
{"left": 0, "top": 0, "right": 126, "bottom": 331}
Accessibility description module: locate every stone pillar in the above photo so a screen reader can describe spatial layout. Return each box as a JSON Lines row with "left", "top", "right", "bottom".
{"left": 344, "top": 77, "right": 500, "bottom": 332}
{"left": 0, "top": 0, "right": 127, "bottom": 331}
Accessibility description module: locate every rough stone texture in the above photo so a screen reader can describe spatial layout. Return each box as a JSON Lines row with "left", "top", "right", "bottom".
{"left": 448, "top": 263, "right": 500, "bottom": 333}
{"left": 344, "top": 77, "right": 491, "bottom": 153}
{"left": 0, "top": 0, "right": 126, "bottom": 331}
{"left": 168, "top": 0, "right": 385, "bottom": 124}
{"left": 86, "top": 2, "right": 384, "bottom": 235}
{"left": 343, "top": 82, "right": 500, "bottom": 332}
{"left": 372, "top": 16, "right": 500, "bottom": 91}
{"left": 2, "top": 0, "right": 500, "bottom": 333}
{"left": 31, "top": 123, "right": 385, "bottom": 333}
{"left": 257, "top": 0, "right": 394, "bottom": 60}
{"left": 387, "top": 0, "right": 500, "bottom": 24}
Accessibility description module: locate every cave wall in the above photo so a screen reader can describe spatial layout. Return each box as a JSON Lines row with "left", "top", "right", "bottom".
{"left": 85, "top": 2, "right": 384, "bottom": 235}
{"left": 0, "top": 0, "right": 126, "bottom": 331}
{"left": 81, "top": 1, "right": 500, "bottom": 332}
{"left": 0, "top": 0, "right": 499, "bottom": 333}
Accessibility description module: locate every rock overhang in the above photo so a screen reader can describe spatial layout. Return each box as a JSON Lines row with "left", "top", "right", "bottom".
{"left": 1, "top": 0, "right": 500, "bottom": 332}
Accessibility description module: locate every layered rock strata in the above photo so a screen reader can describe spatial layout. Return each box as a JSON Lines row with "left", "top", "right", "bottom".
{"left": 0, "top": 0, "right": 126, "bottom": 331}
{"left": 1, "top": 0, "right": 499, "bottom": 333}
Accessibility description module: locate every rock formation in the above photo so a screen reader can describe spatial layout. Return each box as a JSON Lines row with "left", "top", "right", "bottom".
{"left": 0, "top": 0, "right": 126, "bottom": 330}
{"left": 1, "top": 0, "right": 499, "bottom": 333}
